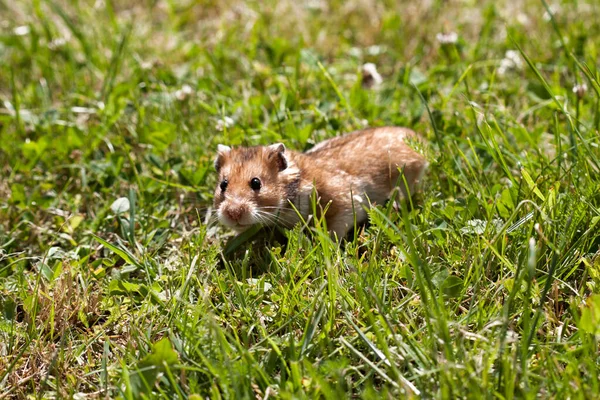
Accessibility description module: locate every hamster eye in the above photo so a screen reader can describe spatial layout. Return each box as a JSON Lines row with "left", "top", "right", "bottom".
{"left": 250, "top": 177, "right": 261, "bottom": 191}
{"left": 220, "top": 179, "right": 228, "bottom": 192}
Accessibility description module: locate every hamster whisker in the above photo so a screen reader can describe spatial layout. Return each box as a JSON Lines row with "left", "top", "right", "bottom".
{"left": 258, "top": 208, "right": 298, "bottom": 221}
{"left": 203, "top": 214, "right": 220, "bottom": 226}
{"left": 254, "top": 211, "right": 280, "bottom": 225}
{"left": 257, "top": 206, "right": 291, "bottom": 210}
{"left": 254, "top": 211, "right": 279, "bottom": 224}
{"left": 256, "top": 207, "right": 295, "bottom": 216}
{"left": 254, "top": 210, "right": 295, "bottom": 226}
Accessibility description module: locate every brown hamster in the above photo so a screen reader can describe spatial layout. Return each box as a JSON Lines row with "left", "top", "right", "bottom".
{"left": 213, "top": 126, "right": 428, "bottom": 238}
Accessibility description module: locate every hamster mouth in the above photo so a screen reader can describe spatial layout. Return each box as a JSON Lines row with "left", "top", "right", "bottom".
{"left": 230, "top": 222, "right": 255, "bottom": 232}
{"left": 219, "top": 217, "right": 254, "bottom": 230}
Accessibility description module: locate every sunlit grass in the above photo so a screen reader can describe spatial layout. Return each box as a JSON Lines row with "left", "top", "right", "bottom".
{"left": 1, "top": 0, "right": 599, "bottom": 398}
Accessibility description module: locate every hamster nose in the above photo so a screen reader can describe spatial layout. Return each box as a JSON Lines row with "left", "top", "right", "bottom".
{"left": 225, "top": 204, "right": 248, "bottom": 222}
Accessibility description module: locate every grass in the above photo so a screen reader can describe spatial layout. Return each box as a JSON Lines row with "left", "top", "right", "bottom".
{"left": 1, "top": 0, "right": 600, "bottom": 398}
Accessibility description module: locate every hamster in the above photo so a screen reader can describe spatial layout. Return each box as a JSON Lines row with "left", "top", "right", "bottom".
{"left": 213, "top": 126, "right": 428, "bottom": 238}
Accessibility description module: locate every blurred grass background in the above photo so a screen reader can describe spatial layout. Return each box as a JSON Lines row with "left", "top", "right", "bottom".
{"left": 1, "top": 0, "right": 600, "bottom": 398}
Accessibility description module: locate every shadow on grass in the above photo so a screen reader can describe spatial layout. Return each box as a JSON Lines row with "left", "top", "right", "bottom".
{"left": 220, "top": 225, "right": 290, "bottom": 275}
{"left": 219, "top": 193, "right": 425, "bottom": 274}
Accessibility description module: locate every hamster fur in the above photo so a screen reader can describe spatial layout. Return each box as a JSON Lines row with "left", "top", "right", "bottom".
{"left": 213, "top": 126, "right": 428, "bottom": 238}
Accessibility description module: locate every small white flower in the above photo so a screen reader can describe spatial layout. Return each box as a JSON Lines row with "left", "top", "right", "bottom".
{"left": 504, "top": 330, "right": 520, "bottom": 343}
{"left": 348, "top": 47, "right": 362, "bottom": 57}
{"left": 572, "top": 83, "right": 587, "bottom": 99}
{"left": 543, "top": 4, "right": 560, "bottom": 21}
{"left": 141, "top": 61, "right": 154, "bottom": 70}
{"left": 164, "top": 253, "right": 181, "bottom": 272}
{"left": 175, "top": 84, "right": 193, "bottom": 101}
{"left": 366, "top": 45, "right": 383, "bottom": 56}
{"left": 516, "top": 13, "right": 530, "bottom": 26}
{"left": 498, "top": 50, "right": 523, "bottom": 75}
{"left": 13, "top": 26, "right": 30, "bottom": 36}
{"left": 361, "top": 63, "right": 383, "bottom": 88}
{"left": 71, "top": 106, "right": 95, "bottom": 114}
{"left": 215, "top": 116, "right": 235, "bottom": 131}
{"left": 247, "top": 278, "right": 272, "bottom": 292}
{"left": 497, "top": 60, "right": 510, "bottom": 75}
{"left": 48, "top": 37, "right": 66, "bottom": 50}
{"left": 504, "top": 50, "right": 523, "bottom": 68}
{"left": 306, "top": 0, "right": 325, "bottom": 11}
{"left": 436, "top": 32, "right": 458, "bottom": 44}
{"left": 110, "top": 197, "right": 130, "bottom": 214}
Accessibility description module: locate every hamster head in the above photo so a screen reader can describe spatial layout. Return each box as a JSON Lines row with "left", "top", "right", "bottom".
{"left": 213, "top": 143, "right": 300, "bottom": 231}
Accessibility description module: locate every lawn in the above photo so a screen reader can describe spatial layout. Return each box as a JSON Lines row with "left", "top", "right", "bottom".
{"left": 1, "top": 0, "right": 600, "bottom": 398}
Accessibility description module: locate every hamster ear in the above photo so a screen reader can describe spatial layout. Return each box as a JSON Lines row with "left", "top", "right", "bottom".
{"left": 266, "top": 143, "right": 287, "bottom": 171}
{"left": 214, "top": 144, "right": 231, "bottom": 171}
{"left": 217, "top": 144, "right": 232, "bottom": 153}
